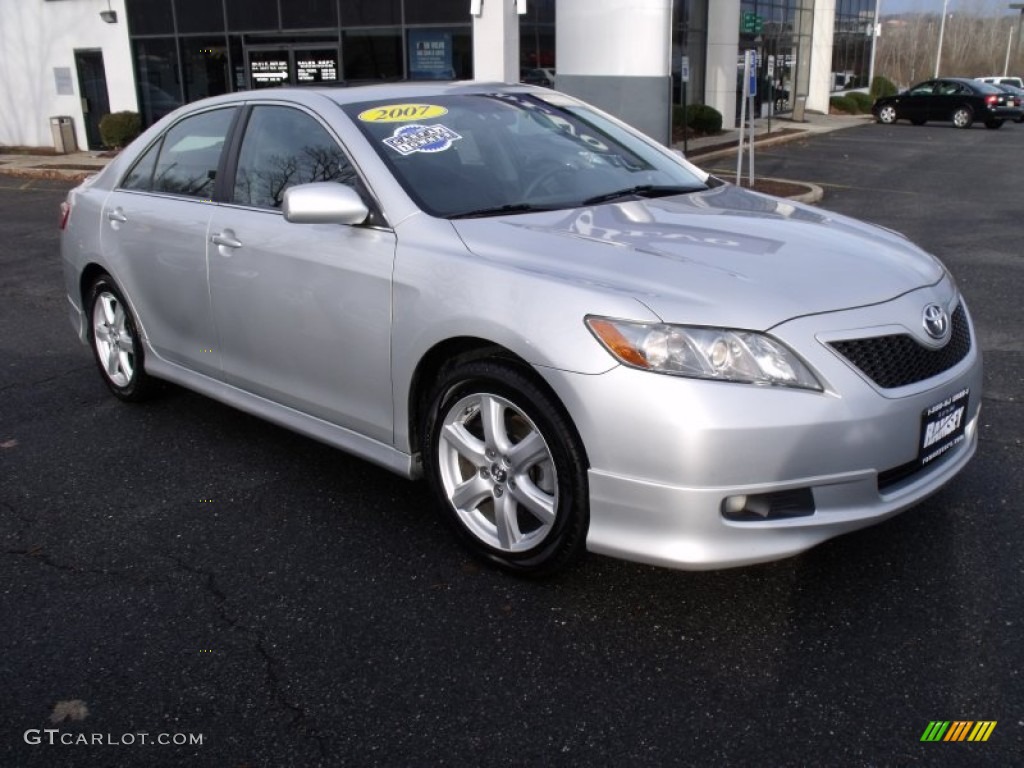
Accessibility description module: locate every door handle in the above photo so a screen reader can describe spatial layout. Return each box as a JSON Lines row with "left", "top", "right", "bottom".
{"left": 211, "top": 230, "right": 243, "bottom": 249}
{"left": 106, "top": 207, "right": 128, "bottom": 223}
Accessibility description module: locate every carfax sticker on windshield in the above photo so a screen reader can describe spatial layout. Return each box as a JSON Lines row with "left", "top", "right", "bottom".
{"left": 383, "top": 123, "right": 462, "bottom": 155}
{"left": 358, "top": 104, "right": 448, "bottom": 123}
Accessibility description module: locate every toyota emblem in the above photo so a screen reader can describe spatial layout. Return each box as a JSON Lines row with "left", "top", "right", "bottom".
{"left": 922, "top": 304, "right": 949, "bottom": 340}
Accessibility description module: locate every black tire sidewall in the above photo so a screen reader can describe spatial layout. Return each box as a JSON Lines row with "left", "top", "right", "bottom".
{"left": 423, "top": 359, "right": 588, "bottom": 575}
{"left": 86, "top": 276, "right": 151, "bottom": 401}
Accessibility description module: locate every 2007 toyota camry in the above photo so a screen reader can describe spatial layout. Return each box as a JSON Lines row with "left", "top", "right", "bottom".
{"left": 60, "top": 83, "right": 981, "bottom": 574}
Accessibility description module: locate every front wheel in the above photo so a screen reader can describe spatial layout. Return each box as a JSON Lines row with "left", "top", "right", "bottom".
{"left": 952, "top": 107, "right": 973, "bottom": 129}
{"left": 87, "top": 276, "right": 155, "bottom": 401}
{"left": 876, "top": 105, "right": 897, "bottom": 124}
{"left": 422, "top": 358, "right": 589, "bottom": 575}
{"left": 984, "top": 119, "right": 1004, "bottom": 129}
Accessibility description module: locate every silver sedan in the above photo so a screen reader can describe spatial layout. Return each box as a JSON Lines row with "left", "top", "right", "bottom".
{"left": 60, "top": 83, "right": 981, "bottom": 574}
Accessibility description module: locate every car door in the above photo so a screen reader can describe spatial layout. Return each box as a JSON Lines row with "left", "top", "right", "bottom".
{"left": 901, "top": 81, "right": 935, "bottom": 121}
{"left": 206, "top": 103, "right": 396, "bottom": 443}
{"left": 100, "top": 106, "right": 238, "bottom": 376}
{"left": 930, "top": 80, "right": 964, "bottom": 121}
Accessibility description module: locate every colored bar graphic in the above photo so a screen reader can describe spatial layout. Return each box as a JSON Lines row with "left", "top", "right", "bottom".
{"left": 944, "top": 721, "right": 972, "bottom": 741}
{"left": 968, "top": 722, "right": 997, "bottom": 742}
{"left": 921, "top": 721, "right": 950, "bottom": 741}
{"left": 921, "top": 720, "right": 996, "bottom": 742}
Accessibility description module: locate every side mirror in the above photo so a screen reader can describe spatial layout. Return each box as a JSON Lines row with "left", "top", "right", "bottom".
{"left": 283, "top": 182, "right": 369, "bottom": 226}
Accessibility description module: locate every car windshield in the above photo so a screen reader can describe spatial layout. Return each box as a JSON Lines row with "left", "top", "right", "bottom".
{"left": 343, "top": 92, "right": 709, "bottom": 218}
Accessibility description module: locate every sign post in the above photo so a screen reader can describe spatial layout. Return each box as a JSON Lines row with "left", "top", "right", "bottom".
{"left": 680, "top": 55, "right": 689, "bottom": 155}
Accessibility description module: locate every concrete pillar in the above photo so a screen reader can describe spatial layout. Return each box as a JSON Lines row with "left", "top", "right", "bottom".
{"left": 555, "top": 0, "right": 673, "bottom": 144}
{"left": 472, "top": 0, "right": 521, "bottom": 82}
{"left": 805, "top": 0, "right": 836, "bottom": 113}
{"left": 704, "top": 1, "right": 740, "bottom": 129}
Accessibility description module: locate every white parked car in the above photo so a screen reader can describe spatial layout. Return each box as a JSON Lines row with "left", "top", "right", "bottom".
{"left": 976, "top": 76, "right": 1024, "bottom": 89}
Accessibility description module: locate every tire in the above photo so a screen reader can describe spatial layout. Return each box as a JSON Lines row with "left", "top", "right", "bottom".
{"left": 984, "top": 119, "right": 1004, "bottom": 129}
{"left": 910, "top": 118, "right": 926, "bottom": 126}
{"left": 422, "top": 358, "right": 589, "bottom": 575}
{"left": 876, "top": 105, "right": 897, "bottom": 124}
{"left": 87, "top": 276, "right": 155, "bottom": 401}
{"left": 952, "top": 107, "right": 973, "bottom": 129}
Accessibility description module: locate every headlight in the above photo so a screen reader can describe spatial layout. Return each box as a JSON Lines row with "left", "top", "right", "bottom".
{"left": 586, "top": 316, "right": 823, "bottom": 391}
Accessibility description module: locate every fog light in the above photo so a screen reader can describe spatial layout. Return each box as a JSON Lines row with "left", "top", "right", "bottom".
{"left": 721, "top": 488, "right": 815, "bottom": 522}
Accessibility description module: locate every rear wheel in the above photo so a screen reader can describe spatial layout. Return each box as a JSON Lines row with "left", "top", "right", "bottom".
{"left": 876, "top": 105, "right": 897, "bottom": 124}
{"left": 984, "top": 119, "right": 1004, "bottom": 129}
{"left": 87, "top": 276, "right": 155, "bottom": 401}
{"left": 422, "top": 358, "right": 589, "bottom": 575}
{"left": 952, "top": 107, "right": 973, "bottom": 129}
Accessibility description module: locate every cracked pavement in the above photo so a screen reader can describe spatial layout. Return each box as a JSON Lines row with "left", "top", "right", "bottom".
{"left": 1, "top": 127, "right": 1022, "bottom": 766}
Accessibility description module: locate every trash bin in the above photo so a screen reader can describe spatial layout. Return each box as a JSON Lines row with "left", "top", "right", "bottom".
{"left": 791, "top": 95, "right": 807, "bottom": 123}
{"left": 50, "top": 116, "right": 78, "bottom": 154}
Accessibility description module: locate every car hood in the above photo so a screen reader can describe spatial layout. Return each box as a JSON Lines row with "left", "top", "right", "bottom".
{"left": 450, "top": 185, "right": 944, "bottom": 330}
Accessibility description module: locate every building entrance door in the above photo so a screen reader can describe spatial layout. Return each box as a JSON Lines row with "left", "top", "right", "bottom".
{"left": 74, "top": 49, "right": 111, "bottom": 149}
{"left": 245, "top": 45, "right": 340, "bottom": 89}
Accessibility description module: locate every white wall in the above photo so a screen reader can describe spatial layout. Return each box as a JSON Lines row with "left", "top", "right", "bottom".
{"left": 806, "top": 0, "right": 837, "bottom": 113}
{"left": 705, "top": 1, "right": 740, "bottom": 127}
{"left": 0, "top": 0, "right": 135, "bottom": 149}
{"left": 556, "top": 0, "right": 671, "bottom": 77}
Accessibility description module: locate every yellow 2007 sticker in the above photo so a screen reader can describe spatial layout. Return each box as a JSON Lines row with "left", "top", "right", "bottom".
{"left": 358, "top": 104, "right": 448, "bottom": 123}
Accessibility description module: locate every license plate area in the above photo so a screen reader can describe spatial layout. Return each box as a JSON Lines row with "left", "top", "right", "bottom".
{"left": 919, "top": 387, "right": 969, "bottom": 467}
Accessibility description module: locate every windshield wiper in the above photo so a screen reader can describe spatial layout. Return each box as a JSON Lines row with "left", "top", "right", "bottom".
{"left": 447, "top": 203, "right": 558, "bottom": 219}
{"left": 582, "top": 184, "right": 706, "bottom": 206}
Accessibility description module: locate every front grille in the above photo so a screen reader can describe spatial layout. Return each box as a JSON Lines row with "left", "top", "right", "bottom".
{"left": 829, "top": 304, "right": 970, "bottom": 389}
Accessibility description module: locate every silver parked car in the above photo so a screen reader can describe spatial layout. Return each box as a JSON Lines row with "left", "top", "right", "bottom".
{"left": 60, "top": 83, "right": 981, "bottom": 574}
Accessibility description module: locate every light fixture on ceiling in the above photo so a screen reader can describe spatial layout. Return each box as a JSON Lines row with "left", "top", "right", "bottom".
{"left": 100, "top": 1, "right": 117, "bottom": 23}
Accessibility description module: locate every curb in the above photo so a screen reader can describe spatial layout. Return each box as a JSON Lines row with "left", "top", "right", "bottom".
{"left": 0, "top": 166, "right": 95, "bottom": 183}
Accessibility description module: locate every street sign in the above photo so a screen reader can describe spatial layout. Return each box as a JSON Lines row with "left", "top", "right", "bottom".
{"left": 680, "top": 55, "right": 690, "bottom": 84}
{"left": 741, "top": 12, "right": 763, "bottom": 34}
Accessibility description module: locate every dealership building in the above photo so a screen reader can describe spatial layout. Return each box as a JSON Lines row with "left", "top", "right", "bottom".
{"left": 0, "top": 0, "right": 877, "bottom": 151}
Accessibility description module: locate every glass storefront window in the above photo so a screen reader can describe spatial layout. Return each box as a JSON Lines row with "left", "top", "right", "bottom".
{"left": 180, "top": 38, "right": 230, "bottom": 102}
{"left": 407, "top": 29, "right": 472, "bottom": 80}
{"left": 405, "top": 0, "right": 466, "bottom": 25}
{"left": 174, "top": 0, "right": 224, "bottom": 34}
{"left": 126, "top": 0, "right": 174, "bottom": 36}
{"left": 225, "top": 0, "right": 278, "bottom": 32}
{"left": 282, "top": 0, "right": 338, "bottom": 30}
{"left": 342, "top": 29, "right": 402, "bottom": 82}
{"left": 340, "top": 0, "right": 400, "bottom": 27}
{"left": 132, "top": 37, "right": 182, "bottom": 124}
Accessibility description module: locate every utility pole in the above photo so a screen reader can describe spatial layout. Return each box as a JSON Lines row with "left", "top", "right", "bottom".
{"left": 1011, "top": 4, "right": 1024, "bottom": 57}
{"left": 1006, "top": 25, "right": 1015, "bottom": 76}
{"left": 868, "top": 1, "right": 881, "bottom": 91}
{"left": 934, "top": 0, "right": 950, "bottom": 78}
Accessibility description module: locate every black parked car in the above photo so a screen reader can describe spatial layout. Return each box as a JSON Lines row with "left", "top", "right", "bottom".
{"left": 872, "top": 77, "right": 1021, "bottom": 129}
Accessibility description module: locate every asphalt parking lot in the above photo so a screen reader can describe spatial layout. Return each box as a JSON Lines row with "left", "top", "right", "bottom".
{"left": 2, "top": 122, "right": 1021, "bottom": 767}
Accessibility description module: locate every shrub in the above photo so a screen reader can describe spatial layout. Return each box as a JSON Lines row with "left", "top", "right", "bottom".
{"left": 848, "top": 92, "right": 874, "bottom": 112}
{"left": 672, "top": 103, "right": 724, "bottom": 136}
{"left": 829, "top": 95, "right": 858, "bottom": 114}
{"left": 870, "top": 75, "right": 898, "bottom": 100}
{"left": 99, "top": 111, "right": 141, "bottom": 149}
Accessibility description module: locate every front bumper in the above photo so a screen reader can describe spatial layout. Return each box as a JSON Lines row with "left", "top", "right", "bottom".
{"left": 542, "top": 289, "right": 983, "bottom": 570}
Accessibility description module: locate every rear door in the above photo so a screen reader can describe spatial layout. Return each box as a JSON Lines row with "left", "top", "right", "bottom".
{"left": 100, "top": 107, "right": 238, "bottom": 376}
{"left": 206, "top": 103, "right": 396, "bottom": 442}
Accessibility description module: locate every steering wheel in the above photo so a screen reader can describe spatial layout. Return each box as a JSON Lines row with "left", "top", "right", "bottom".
{"left": 522, "top": 164, "right": 579, "bottom": 199}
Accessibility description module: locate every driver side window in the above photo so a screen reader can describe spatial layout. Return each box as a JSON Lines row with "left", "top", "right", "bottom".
{"left": 232, "top": 106, "right": 359, "bottom": 210}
